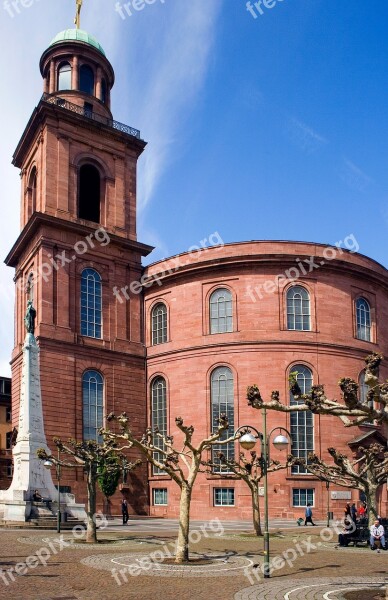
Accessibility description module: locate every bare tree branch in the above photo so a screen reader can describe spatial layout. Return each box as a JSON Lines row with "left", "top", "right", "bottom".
{"left": 102, "top": 412, "right": 235, "bottom": 563}
{"left": 288, "top": 443, "right": 388, "bottom": 523}
{"left": 247, "top": 353, "right": 388, "bottom": 427}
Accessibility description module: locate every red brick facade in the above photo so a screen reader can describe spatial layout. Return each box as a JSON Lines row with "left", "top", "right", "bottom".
{"left": 5, "top": 32, "right": 388, "bottom": 521}
{"left": 5, "top": 33, "right": 152, "bottom": 515}
{"left": 144, "top": 242, "right": 388, "bottom": 520}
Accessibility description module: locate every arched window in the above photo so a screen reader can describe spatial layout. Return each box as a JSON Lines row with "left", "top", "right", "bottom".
{"left": 359, "top": 371, "right": 373, "bottom": 419}
{"left": 80, "top": 64, "right": 95, "bottom": 95}
{"left": 26, "top": 273, "right": 34, "bottom": 305}
{"left": 151, "top": 377, "right": 167, "bottom": 475}
{"left": 57, "top": 62, "right": 72, "bottom": 91}
{"left": 290, "top": 365, "right": 314, "bottom": 474}
{"left": 29, "top": 167, "right": 37, "bottom": 213}
{"left": 356, "top": 298, "right": 371, "bottom": 341}
{"left": 210, "top": 288, "right": 233, "bottom": 334}
{"left": 151, "top": 303, "right": 167, "bottom": 345}
{"left": 287, "top": 286, "right": 311, "bottom": 331}
{"left": 78, "top": 164, "right": 101, "bottom": 223}
{"left": 82, "top": 370, "right": 104, "bottom": 441}
{"left": 211, "top": 367, "right": 234, "bottom": 472}
{"left": 81, "top": 268, "right": 102, "bottom": 338}
{"left": 101, "top": 79, "right": 107, "bottom": 104}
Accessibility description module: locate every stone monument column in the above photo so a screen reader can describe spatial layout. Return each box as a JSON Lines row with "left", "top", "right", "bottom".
{"left": 0, "top": 303, "right": 85, "bottom": 522}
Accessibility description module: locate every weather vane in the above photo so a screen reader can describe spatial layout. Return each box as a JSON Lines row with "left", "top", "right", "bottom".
{"left": 74, "top": 0, "right": 83, "bottom": 29}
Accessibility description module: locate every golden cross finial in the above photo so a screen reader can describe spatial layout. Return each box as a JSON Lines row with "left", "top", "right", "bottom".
{"left": 74, "top": 0, "right": 83, "bottom": 29}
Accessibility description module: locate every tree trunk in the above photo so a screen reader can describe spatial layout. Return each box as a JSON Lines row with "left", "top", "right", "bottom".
{"left": 251, "top": 484, "right": 263, "bottom": 536}
{"left": 175, "top": 484, "right": 192, "bottom": 563}
{"left": 365, "top": 485, "right": 379, "bottom": 526}
{"left": 86, "top": 467, "right": 97, "bottom": 543}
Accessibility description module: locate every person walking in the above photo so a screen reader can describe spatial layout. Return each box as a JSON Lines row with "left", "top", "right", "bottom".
{"left": 121, "top": 498, "right": 129, "bottom": 525}
{"left": 304, "top": 503, "right": 316, "bottom": 526}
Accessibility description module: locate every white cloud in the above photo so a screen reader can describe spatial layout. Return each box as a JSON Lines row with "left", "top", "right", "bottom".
{"left": 0, "top": 2, "right": 222, "bottom": 374}
{"left": 287, "top": 117, "right": 328, "bottom": 154}
{"left": 341, "top": 159, "right": 374, "bottom": 193}
{"left": 116, "top": 2, "right": 223, "bottom": 210}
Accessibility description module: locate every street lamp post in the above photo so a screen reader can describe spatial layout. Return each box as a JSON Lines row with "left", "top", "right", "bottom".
{"left": 235, "top": 408, "right": 292, "bottom": 579}
{"left": 326, "top": 481, "right": 330, "bottom": 528}
{"left": 43, "top": 447, "right": 61, "bottom": 533}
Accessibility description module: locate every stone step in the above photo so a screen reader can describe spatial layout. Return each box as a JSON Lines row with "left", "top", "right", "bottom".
{"left": 0, "top": 520, "right": 85, "bottom": 530}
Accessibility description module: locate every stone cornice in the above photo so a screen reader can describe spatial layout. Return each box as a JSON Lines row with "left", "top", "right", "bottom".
{"left": 146, "top": 339, "right": 384, "bottom": 363}
{"left": 5, "top": 212, "right": 154, "bottom": 268}
{"left": 12, "top": 100, "right": 146, "bottom": 169}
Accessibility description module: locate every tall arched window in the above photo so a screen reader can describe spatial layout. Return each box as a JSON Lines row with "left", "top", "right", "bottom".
{"left": 58, "top": 62, "right": 72, "bottom": 91}
{"left": 101, "top": 79, "right": 107, "bottom": 104}
{"left": 287, "top": 286, "right": 311, "bottom": 331}
{"left": 26, "top": 273, "right": 34, "bottom": 305}
{"left": 356, "top": 298, "right": 371, "bottom": 341}
{"left": 151, "top": 377, "right": 167, "bottom": 475}
{"left": 28, "top": 167, "right": 37, "bottom": 215}
{"left": 290, "top": 365, "right": 314, "bottom": 474}
{"left": 210, "top": 288, "right": 233, "bottom": 334}
{"left": 80, "top": 64, "right": 95, "bottom": 95}
{"left": 359, "top": 371, "right": 373, "bottom": 420}
{"left": 78, "top": 164, "right": 101, "bottom": 223}
{"left": 81, "top": 268, "right": 102, "bottom": 338}
{"left": 211, "top": 367, "right": 234, "bottom": 472}
{"left": 82, "top": 370, "right": 104, "bottom": 441}
{"left": 151, "top": 303, "right": 167, "bottom": 345}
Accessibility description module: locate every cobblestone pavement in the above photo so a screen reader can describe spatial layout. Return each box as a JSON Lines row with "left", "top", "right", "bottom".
{"left": 81, "top": 551, "right": 254, "bottom": 578}
{"left": 16, "top": 534, "right": 159, "bottom": 550}
{"left": 1, "top": 528, "right": 387, "bottom": 600}
{"left": 234, "top": 577, "right": 388, "bottom": 600}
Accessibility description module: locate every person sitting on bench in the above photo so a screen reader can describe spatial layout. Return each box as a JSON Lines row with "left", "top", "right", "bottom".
{"left": 370, "top": 519, "right": 386, "bottom": 552}
{"left": 337, "top": 513, "right": 354, "bottom": 547}
{"left": 32, "top": 490, "right": 51, "bottom": 509}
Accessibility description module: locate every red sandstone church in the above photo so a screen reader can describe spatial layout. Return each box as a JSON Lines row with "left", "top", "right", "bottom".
{"left": 4, "top": 28, "right": 387, "bottom": 521}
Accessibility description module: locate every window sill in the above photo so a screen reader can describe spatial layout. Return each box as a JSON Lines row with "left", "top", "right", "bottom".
{"left": 353, "top": 336, "right": 377, "bottom": 345}
{"left": 286, "top": 475, "right": 320, "bottom": 480}
{"left": 79, "top": 335, "right": 104, "bottom": 345}
{"left": 206, "top": 474, "right": 239, "bottom": 480}
{"left": 280, "top": 328, "right": 320, "bottom": 334}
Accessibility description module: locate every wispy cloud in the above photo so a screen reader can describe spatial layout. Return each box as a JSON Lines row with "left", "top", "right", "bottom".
{"left": 287, "top": 117, "right": 328, "bottom": 154}
{"left": 340, "top": 158, "right": 374, "bottom": 193}
{"left": 125, "top": 2, "right": 223, "bottom": 211}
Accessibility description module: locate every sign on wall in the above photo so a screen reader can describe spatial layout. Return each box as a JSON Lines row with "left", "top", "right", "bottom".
{"left": 331, "top": 491, "right": 352, "bottom": 500}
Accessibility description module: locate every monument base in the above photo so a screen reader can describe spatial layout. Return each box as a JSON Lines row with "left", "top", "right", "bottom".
{"left": 0, "top": 330, "right": 87, "bottom": 524}
{"left": 0, "top": 491, "right": 86, "bottom": 523}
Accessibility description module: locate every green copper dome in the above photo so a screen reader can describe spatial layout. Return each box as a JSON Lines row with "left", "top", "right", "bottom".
{"left": 49, "top": 29, "right": 106, "bottom": 57}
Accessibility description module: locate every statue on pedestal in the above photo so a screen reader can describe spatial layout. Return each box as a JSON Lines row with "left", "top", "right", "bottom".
{"left": 24, "top": 301, "right": 36, "bottom": 335}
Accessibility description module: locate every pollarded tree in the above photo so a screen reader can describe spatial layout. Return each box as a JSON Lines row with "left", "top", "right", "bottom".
{"left": 37, "top": 437, "right": 140, "bottom": 543}
{"left": 289, "top": 444, "right": 388, "bottom": 524}
{"left": 208, "top": 450, "right": 292, "bottom": 536}
{"left": 247, "top": 353, "right": 387, "bottom": 427}
{"left": 102, "top": 412, "right": 235, "bottom": 563}
{"left": 246, "top": 354, "right": 388, "bottom": 523}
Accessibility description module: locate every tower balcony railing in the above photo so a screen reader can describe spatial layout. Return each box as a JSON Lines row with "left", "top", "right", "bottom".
{"left": 41, "top": 93, "right": 141, "bottom": 139}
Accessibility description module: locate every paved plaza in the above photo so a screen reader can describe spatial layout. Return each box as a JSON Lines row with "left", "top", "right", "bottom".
{"left": 0, "top": 520, "right": 387, "bottom": 599}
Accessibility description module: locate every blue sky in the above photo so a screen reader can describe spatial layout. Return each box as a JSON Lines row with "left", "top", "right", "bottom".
{"left": 0, "top": 0, "right": 387, "bottom": 374}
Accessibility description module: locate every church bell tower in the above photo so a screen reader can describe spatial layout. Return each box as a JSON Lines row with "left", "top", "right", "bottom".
{"left": 5, "top": 25, "right": 152, "bottom": 513}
